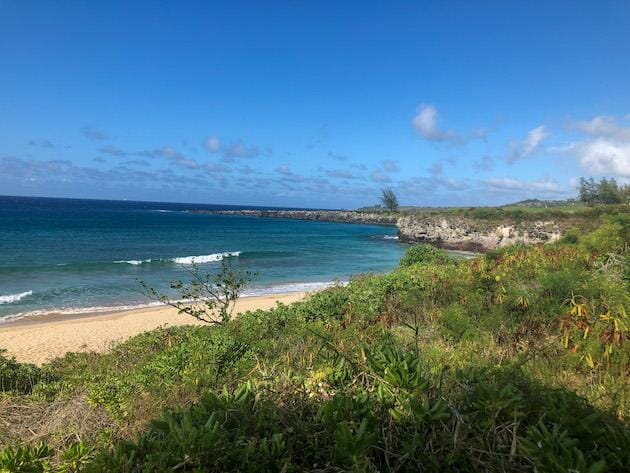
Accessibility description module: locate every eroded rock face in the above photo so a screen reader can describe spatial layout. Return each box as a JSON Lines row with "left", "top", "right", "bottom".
{"left": 396, "top": 216, "right": 562, "bottom": 251}
{"left": 194, "top": 210, "right": 564, "bottom": 251}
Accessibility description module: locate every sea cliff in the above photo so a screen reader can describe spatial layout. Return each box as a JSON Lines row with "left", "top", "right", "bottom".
{"left": 196, "top": 210, "right": 564, "bottom": 251}
{"left": 396, "top": 215, "right": 562, "bottom": 251}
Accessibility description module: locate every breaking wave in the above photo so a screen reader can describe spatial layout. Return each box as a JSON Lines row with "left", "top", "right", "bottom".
{"left": 0, "top": 279, "right": 344, "bottom": 323}
{"left": 114, "top": 259, "right": 149, "bottom": 265}
{"left": 114, "top": 251, "right": 242, "bottom": 266}
{"left": 171, "top": 252, "right": 242, "bottom": 264}
{"left": 0, "top": 290, "right": 33, "bottom": 305}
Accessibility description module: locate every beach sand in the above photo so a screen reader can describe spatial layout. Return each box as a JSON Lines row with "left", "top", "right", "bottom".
{"left": 0, "top": 292, "right": 306, "bottom": 365}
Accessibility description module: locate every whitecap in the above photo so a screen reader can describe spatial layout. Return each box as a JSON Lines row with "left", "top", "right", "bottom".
{"left": 171, "top": 251, "right": 241, "bottom": 265}
{"left": 114, "top": 259, "right": 151, "bottom": 265}
{"left": 243, "top": 280, "right": 348, "bottom": 297}
{"left": 0, "top": 290, "right": 33, "bottom": 305}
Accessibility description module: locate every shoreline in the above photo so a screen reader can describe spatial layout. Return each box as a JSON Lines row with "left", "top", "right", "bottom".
{"left": 0, "top": 291, "right": 308, "bottom": 365}
{"left": 0, "top": 280, "right": 346, "bottom": 327}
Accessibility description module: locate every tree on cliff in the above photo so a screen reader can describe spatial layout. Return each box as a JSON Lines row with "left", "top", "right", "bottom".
{"left": 380, "top": 188, "right": 399, "bottom": 212}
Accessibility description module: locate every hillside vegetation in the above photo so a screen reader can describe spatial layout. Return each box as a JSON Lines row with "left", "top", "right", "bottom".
{"left": 0, "top": 210, "right": 629, "bottom": 472}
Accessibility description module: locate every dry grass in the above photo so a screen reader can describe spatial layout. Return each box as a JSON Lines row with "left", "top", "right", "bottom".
{"left": 0, "top": 392, "right": 113, "bottom": 451}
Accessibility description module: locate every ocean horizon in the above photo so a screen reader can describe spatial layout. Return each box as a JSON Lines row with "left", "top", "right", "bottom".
{"left": 0, "top": 195, "right": 406, "bottom": 322}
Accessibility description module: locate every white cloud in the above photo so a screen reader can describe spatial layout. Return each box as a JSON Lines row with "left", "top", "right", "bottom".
{"left": 276, "top": 165, "right": 292, "bottom": 176}
{"left": 328, "top": 151, "right": 348, "bottom": 161}
{"left": 506, "top": 125, "right": 549, "bottom": 163}
{"left": 574, "top": 116, "right": 630, "bottom": 142}
{"left": 204, "top": 136, "right": 220, "bottom": 153}
{"left": 554, "top": 115, "right": 630, "bottom": 181}
{"left": 222, "top": 140, "right": 270, "bottom": 161}
{"left": 472, "top": 155, "right": 494, "bottom": 172}
{"left": 411, "top": 104, "right": 460, "bottom": 142}
{"left": 276, "top": 165, "right": 305, "bottom": 182}
{"left": 427, "top": 161, "right": 443, "bottom": 175}
{"left": 483, "top": 177, "right": 564, "bottom": 194}
{"left": 82, "top": 127, "right": 108, "bottom": 141}
{"left": 156, "top": 147, "right": 199, "bottom": 169}
{"left": 321, "top": 168, "right": 362, "bottom": 180}
{"left": 564, "top": 139, "right": 630, "bottom": 179}
{"left": 371, "top": 171, "right": 391, "bottom": 183}
{"left": 381, "top": 159, "right": 399, "bottom": 172}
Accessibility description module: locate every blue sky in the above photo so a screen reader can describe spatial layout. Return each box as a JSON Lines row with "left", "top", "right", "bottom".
{"left": 1, "top": 1, "right": 629, "bottom": 208}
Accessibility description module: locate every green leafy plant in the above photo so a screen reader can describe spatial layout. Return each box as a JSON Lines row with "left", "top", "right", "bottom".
{"left": 0, "top": 444, "right": 51, "bottom": 473}
{"left": 400, "top": 243, "right": 451, "bottom": 267}
{"left": 140, "top": 258, "right": 255, "bottom": 324}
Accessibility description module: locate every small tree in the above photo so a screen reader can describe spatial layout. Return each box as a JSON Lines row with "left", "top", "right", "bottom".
{"left": 578, "top": 177, "right": 625, "bottom": 206}
{"left": 140, "top": 258, "right": 255, "bottom": 324}
{"left": 578, "top": 177, "right": 597, "bottom": 206}
{"left": 380, "top": 187, "right": 399, "bottom": 212}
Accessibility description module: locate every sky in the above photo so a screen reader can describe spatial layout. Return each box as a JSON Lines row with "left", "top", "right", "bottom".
{"left": 1, "top": 1, "right": 629, "bottom": 208}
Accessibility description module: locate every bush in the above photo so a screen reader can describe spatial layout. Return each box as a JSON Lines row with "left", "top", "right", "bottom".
{"left": 0, "top": 350, "right": 47, "bottom": 394}
{"left": 400, "top": 244, "right": 451, "bottom": 267}
{"left": 294, "top": 285, "right": 349, "bottom": 322}
{"left": 560, "top": 227, "right": 580, "bottom": 244}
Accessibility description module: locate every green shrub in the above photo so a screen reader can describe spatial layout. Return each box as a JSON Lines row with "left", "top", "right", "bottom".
{"left": 294, "top": 284, "right": 349, "bottom": 322}
{"left": 439, "top": 304, "right": 478, "bottom": 341}
{"left": 0, "top": 443, "right": 51, "bottom": 473}
{"left": 0, "top": 350, "right": 46, "bottom": 394}
{"left": 400, "top": 244, "right": 451, "bottom": 267}
{"left": 560, "top": 227, "right": 580, "bottom": 244}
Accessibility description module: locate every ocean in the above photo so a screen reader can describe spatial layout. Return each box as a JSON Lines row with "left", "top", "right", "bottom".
{"left": 0, "top": 195, "right": 407, "bottom": 322}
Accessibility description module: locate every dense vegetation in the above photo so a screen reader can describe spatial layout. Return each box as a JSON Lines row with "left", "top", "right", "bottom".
{"left": 578, "top": 177, "right": 629, "bottom": 206}
{"left": 0, "top": 209, "right": 628, "bottom": 472}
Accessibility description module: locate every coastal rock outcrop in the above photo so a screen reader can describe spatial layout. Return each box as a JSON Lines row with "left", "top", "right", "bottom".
{"left": 194, "top": 210, "right": 398, "bottom": 226}
{"left": 396, "top": 216, "right": 563, "bottom": 251}
{"left": 194, "top": 210, "right": 565, "bottom": 251}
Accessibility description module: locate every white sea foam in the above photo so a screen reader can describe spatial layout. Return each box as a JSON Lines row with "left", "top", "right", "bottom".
{"left": 0, "top": 279, "right": 345, "bottom": 323}
{"left": 113, "top": 252, "right": 241, "bottom": 266}
{"left": 170, "top": 251, "right": 241, "bottom": 265}
{"left": 0, "top": 301, "right": 165, "bottom": 323}
{"left": 383, "top": 235, "right": 399, "bottom": 240}
{"left": 0, "top": 290, "right": 33, "bottom": 305}
{"left": 243, "top": 280, "right": 348, "bottom": 297}
{"left": 114, "top": 259, "right": 151, "bottom": 265}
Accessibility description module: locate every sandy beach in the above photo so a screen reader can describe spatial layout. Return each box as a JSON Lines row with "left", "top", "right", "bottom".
{"left": 0, "top": 292, "right": 306, "bottom": 365}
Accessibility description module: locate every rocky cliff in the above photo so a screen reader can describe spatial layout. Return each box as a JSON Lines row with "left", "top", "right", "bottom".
{"left": 396, "top": 215, "right": 563, "bottom": 251}
{"left": 194, "top": 210, "right": 564, "bottom": 251}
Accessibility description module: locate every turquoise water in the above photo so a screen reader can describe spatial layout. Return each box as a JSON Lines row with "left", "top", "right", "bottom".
{"left": 0, "top": 196, "right": 406, "bottom": 321}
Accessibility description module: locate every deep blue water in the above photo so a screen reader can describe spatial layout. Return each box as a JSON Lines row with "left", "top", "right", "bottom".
{"left": 0, "top": 196, "right": 406, "bottom": 320}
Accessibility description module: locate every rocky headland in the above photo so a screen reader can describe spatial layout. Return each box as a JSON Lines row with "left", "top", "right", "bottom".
{"left": 396, "top": 215, "right": 562, "bottom": 251}
{"left": 193, "top": 209, "right": 565, "bottom": 251}
{"left": 190, "top": 209, "right": 398, "bottom": 226}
